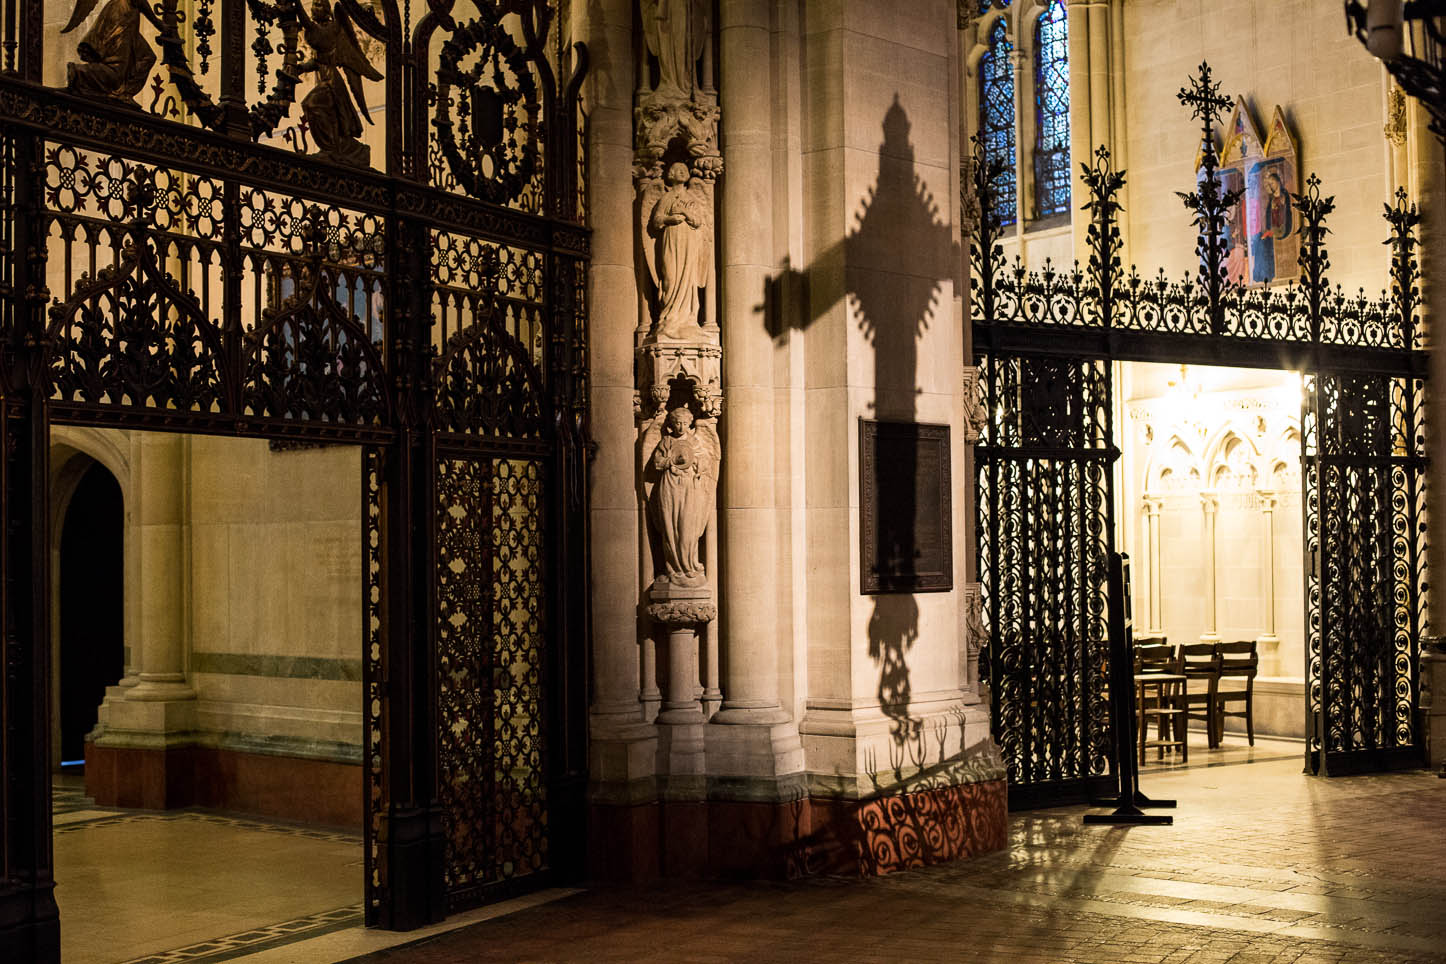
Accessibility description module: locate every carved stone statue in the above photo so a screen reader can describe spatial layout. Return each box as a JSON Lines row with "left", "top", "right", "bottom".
{"left": 297, "top": 0, "right": 383, "bottom": 167}
{"left": 61, "top": 0, "right": 163, "bottom": 101}
{"left": 647, "top": 406, "right": 719, "bottom": 589}
{"left": 641, "top": 0, "right": 710, "bottom": 100}
{"left": 645, "top": 161, "right": 711, "bottom": 340}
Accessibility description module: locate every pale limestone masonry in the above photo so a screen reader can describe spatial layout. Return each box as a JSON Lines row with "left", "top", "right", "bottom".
{"left": 53, "top": 428, "right": 363, "bottom": 768}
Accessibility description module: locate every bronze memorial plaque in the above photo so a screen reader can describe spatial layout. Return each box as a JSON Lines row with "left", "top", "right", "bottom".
{"left": 859, "top": 419, "right": 952, "bottom": 594}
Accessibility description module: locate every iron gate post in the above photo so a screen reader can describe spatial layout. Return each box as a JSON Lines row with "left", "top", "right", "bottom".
{"left": 376, "top": 212, "right": 447, "bottom": 930}
{"left": 0, "top": 129, "right": 59, "bottom": 964}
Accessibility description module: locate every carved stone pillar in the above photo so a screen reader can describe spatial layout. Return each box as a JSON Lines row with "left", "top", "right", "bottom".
{"left": 1199, "top": 491, "right": 1220, "bottom": 644}
{"left": 633, "top": 49, "right": 724, "bottom": 737}
{"left": 1142, "top": 494, "right": 1164, "bottom": 635}
{"left": 961, "top": 366, "right": 987, "bottom": 706}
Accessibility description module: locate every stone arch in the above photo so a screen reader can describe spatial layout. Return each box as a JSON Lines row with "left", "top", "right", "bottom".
{"left": 1143, "top": 434, "right": 1202, "bottom": 494}
{"left": 1268, "top": 423, "right": 1303, "bottom": 491}
{"left": 1202, "top": 422, "right": 1264, "bottom": 490}
{"left": 48, "top": 427, "right": 132, "bottom": 769}
{"left": 966, "top": 9, "right": 1012, "bottom": 75}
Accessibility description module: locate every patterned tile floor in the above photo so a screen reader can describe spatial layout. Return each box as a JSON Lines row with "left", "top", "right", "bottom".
{"left": 52, "top": 775, "right": 363, "bottom": 964}
{"left": 338, "top": 735, "right": 1446, "bottom": 964}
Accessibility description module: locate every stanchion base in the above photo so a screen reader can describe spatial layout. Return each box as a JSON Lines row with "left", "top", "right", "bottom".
{"left": 1083, "top": 809, "right": 1173, "bottom": 826}
{"left": 1090, "top": 792, "right": 1176, "bottom": 809}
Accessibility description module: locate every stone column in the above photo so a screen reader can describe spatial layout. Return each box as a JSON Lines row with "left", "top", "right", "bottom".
{"left": 1009, "top": 46, "right": 1029, "bottom": 237}
{"left": 1143, "top": 494, "right": 1163, "bottom": 635}
{"left": 713, "top": 0, "right": 788, "bottom": 727}
{"left": 581, "top": 2, "right": 659, "bottom": 884}
{"left": 587, "top": 0, "right": 646, "bottom": 731}
{"left": 1199, "top": 491, "right": 1220, "bottom": 644}
{"left": 1067, "top": 0, "right": 1093, "bottom": 258}
{"left": 128, "top": 433, "right": 194, "bottom": 703}
{"left": 1257, "top": 490, "right": 1279, "bottom": 646}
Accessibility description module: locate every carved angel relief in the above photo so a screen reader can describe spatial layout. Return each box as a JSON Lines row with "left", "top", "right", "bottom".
{"left": 297, "top": 0, "right": 383, "bottom": 167}
{"left": 642, "top": 405, "right": 720, "bottom": 590}
{"left": 61, "top": 0, "right": 163, "bottom": 101}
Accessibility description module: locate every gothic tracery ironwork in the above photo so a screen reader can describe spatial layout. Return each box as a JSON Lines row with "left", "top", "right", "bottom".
{"left": 971, "top": 62, "right": 1428, "bottom": 803}
{"left": 0, "top": 0, "right": 590, "bottom": 954}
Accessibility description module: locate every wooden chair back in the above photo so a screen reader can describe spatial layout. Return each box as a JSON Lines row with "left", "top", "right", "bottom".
{"left": 1135, "top": 642, "right": 1177, "bottom": 674}
{"left": 1217, "top": 640, "right": 1258, "bottom": 678}
{"left": 1177, "top": 642, "right": 1221, "bottom": 676}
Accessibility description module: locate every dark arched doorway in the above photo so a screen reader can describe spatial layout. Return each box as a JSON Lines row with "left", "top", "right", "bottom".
{"left": 58, "top": 460, "right": 124, "bottom": 766}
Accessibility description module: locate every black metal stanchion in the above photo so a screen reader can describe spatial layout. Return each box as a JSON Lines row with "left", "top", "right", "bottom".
{"left": 1084, "top": 552, "right": 1175, "bottom": 825}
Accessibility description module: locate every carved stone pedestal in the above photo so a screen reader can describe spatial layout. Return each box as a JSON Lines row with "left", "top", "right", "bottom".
{"left": 646, "top": 584, "right": 716, "bottom": 725}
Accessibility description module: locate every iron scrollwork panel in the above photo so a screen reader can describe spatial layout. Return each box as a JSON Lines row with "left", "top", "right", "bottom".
{"left": 977, "top": 352, "right": 1115, "bottom": 805}
{"left": 1307, "top": 371, "right": 1427, "bottom": 773}
{"left": 436, "top": 454, "right": 549, "bottom": 911}
{"left": 40, "top": 142, "right": 394, "bottom": 439}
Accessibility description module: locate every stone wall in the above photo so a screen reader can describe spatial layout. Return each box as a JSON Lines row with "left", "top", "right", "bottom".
{"left": 1120, "top": 0, "right": 1394, "bottom": 292}
{"left": 65, "top": 430, "right": 364, "bottom": 825}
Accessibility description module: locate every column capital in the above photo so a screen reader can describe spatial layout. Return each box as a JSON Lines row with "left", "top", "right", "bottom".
{"left": 1256, "top": 488, "right": 1277, "bottom": 510}
{"left": 1200, "top": 490, "right": 1219, "bottom": 512}
{"left": 1141, "top": 493, "right": 1164, "bottom": 514}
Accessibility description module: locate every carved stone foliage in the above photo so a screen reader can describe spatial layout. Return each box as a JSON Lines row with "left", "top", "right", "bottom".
{"left": 636, "top": 342, "right": 720, "bottom": 419}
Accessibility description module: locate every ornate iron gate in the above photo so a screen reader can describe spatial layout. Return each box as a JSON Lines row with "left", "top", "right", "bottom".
{"left": 0, "top": 0, "right": 590, "bottom": 956}
{"left": 971, "top": 64, "right": 1428, "bottom": 807}
{"left": 1304, "top": 370, "right": 1428, "bottom": 774}
{"left": 974, "top": 352, "right": 1115, "bottom": 808}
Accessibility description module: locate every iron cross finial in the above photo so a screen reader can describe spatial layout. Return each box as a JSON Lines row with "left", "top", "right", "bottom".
{"left": 1176, "top": 61, "right": 1233, "bottom": 137}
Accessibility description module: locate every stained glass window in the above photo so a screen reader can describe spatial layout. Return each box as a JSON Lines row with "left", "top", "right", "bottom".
{"left": 1033, "top": 0, "right": 1070, "bottom": 220}
{"left": 979, "top": 18, "right": 1017, "bottom": 228}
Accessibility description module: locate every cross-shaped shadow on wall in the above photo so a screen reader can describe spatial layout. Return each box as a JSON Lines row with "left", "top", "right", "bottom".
{"left": 759, "top": 95, "right": 962, "bottom": 751}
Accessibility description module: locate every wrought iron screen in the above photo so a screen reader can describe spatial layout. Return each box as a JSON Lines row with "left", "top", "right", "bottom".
{"left": 1304, "top": 371, "right": 1428, "bottom": 774}
{"left": 0, "top": 0, "right": 591, "bottom": 948}
{"left": 970, "top": 63, "right": 1429, "bottom": 803}
{"left": 975, "top": 352, "right": 1114, "bottom": 808}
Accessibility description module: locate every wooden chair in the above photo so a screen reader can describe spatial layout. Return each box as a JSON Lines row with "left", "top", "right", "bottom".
{"left": 1215, "top": 640, "right": 1259, "bottom": 745}
{"left": 1177, "top": 642, "right": 1222, "bottom": 747}
{"left": 1134, "top": 643, "right": 1186, "bottom": 763}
